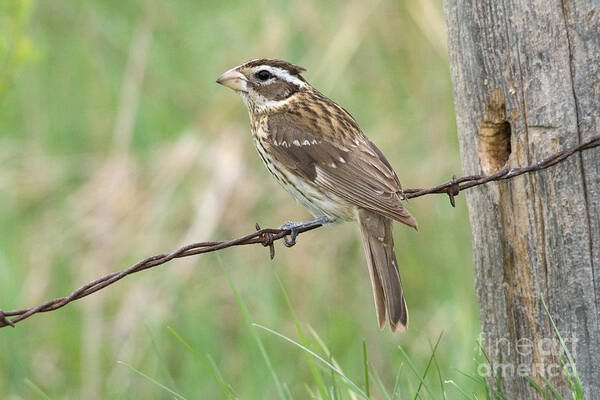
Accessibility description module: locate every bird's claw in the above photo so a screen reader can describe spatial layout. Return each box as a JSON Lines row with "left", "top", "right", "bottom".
{"left": 279, "top": 217, "right": 335, "bottom": 247}
{"left": 283, "top": 234, "right": 297, "bottom": 247}
{"left": 280, "top": 221, "right": 300, "bottom": 247}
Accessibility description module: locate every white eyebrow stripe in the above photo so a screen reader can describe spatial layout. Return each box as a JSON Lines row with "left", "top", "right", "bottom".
{"left": 250, "top": 65, "right": 307, "bottom": 88}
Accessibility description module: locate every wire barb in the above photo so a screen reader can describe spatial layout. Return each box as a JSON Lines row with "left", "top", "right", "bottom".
{"left": 256, "top": 223, "right": 276, "bottom": 260}
{"left": 1, "top": 134, "right": 598, "bottom": 328}
{"left": 447, "top": 175, "right": 460, "bottom": 207}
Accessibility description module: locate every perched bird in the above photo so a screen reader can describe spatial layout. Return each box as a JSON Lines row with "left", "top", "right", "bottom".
{"left": 216, "top": 59, "right": 417, "bottom": 332}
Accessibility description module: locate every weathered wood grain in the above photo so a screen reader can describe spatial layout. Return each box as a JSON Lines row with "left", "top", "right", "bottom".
{"left": 443, "top": 0, "right": 599, "bottom": 397}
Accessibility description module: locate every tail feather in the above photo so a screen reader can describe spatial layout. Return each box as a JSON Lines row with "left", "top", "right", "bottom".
{"left": 364, "top": 242, "right": 387, "bottom": 329}
{"left": 357, "top": 208, "right": 408, "bottom": 332}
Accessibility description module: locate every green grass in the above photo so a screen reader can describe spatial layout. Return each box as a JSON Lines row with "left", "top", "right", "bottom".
{"left": 117, "top": 361, "right": 188, "bottom": 400}
{"left": 23, "top": 378, "right": 51, "bottom": 400}
{"left": 525, "top": 297, "right": 584, "bottom": 400}
{"left": 167, "top": 325, "right": 237, "bottom": 399}
{"left": 453, "top": 296, "right": 586, "bottom": 400}
{"left": 0, "top": 0, "right": 482, "bottom": 398}
{"left": 218, "top": 256, "right": 286, "bottom": 399}
{"left": 112, "top": 259, "right": 482, "bottom": 399}
{"left": 277, "top": 272, "right": 330, "bottom": 399}
{"left": 363, "top": 340, "right": 370, "bottom": 398}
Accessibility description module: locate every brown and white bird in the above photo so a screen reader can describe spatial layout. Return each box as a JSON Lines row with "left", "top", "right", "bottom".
{"left": 217, "top": 59, "right": 417, "bottom": 332}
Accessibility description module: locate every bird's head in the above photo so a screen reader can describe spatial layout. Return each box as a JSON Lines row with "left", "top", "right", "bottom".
{"left": 216, "top": 59, "right": 308, "bottom": 113}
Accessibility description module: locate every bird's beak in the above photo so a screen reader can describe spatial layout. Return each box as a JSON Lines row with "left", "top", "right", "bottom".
{"left": 216, "top": 68, "right": 248, "bottom": 92}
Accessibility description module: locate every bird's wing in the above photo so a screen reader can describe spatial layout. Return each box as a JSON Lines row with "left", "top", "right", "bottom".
{"left": 265, "top": 111, "right": 417, "bottom": 229}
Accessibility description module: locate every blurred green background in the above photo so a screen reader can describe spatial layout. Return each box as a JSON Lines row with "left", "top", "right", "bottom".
{"left": 0, "top": 0, "right": 481, "bottom": 398}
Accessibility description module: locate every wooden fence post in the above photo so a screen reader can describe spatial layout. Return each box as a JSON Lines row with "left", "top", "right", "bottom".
{"left": 443, "top": 1, "right": 599, "bottom": 397}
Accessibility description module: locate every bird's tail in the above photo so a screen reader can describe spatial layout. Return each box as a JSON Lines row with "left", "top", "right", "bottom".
{"left": 356, "top": 209, "right": 408, "bottom": 332}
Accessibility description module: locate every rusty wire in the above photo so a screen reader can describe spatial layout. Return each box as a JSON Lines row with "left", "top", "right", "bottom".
{"left": 1, "top": 134, "right": 598, "bottom": 328}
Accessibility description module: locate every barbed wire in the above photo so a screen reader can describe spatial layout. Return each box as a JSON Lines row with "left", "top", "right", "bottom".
{"left": 403, "top": 135, "right": 600, "bottom": 206}
{"left": 1, "top": 134, "right": 598, "bottom": 328}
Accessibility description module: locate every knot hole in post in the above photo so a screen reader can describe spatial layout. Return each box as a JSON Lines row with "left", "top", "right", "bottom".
{"left": 478, "top": 87, "right": 512, "bottom": 174}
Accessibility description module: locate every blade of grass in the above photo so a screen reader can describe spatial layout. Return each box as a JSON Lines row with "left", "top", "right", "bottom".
{"left": 217, "top": 255, "right": 286, "bottom": 400}
{"left": 283, "top": 383, "right": 294, "bottom": 400}
{"left": 310, "top": 360, "right": 372, "bottom": 398}
{"left": 397, "top": 345, "right": 437, "bottom": 399}
{"left": 304, "top": 383, "right": 318, "bottom": 399}
{"left": 414, "top": 331, "right": 444, "bottom": 400}
{"left": 475, "top": 340, "right": 506, "bottom": 400}
{"left": 453, "top": 369, "right": 505, "bottom": 400}
{"left": 117, "top": 361, "right": 187, "bottom": 400}
{"left": 362, "top": 340, "right": 370, "bottom": 398}
{"left": 541, "top": 296, "right": 583, "bottom": 399}
{"left": 276, "top": 273, "right": 329, "bottom": 399}
{"left": 331, "top": 365, "right": 340, "bottom": 400}
{"left": 253, "top": 323, "right": 369, "bottom": 399}
{"left": 207, "top": 354, "right": 229, "bottom": 391}
{"left": 307, "top": 325, "right": 360, "bottom": 400}
{"left": 445, "top": 379, "right": 472, "bottom": 400}
{"left": 540, "top": 375, "right": 563, "bottom": 400}
{"left": 24, "top": 379, "right": 51, "bottom": 400}
{"left": 144, "top": 323, "right": 178, "bottom": 390}
{"left": 430, "top": 335, "right": 448, "bottom": 400}
{"left": 454, "top": 369, "right": 488, "bottom": 386}
{"left": 525, "top": 377, "right": 553, "bottom": 400}
{"left": 167, "top": 326, "right": 237, "bottom": 399}
{"left": 392, "top": 363, "right": 405, "bottom": 399}
{"left": 559, "top": 354, "right": 576, "bottom": 399}
{"left": 370, "top": 365, "right": 393, "bottom": 400}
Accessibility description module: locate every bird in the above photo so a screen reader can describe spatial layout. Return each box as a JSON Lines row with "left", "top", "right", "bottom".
{"left": 216, "top": 59, "right": 417, "bottom": 332}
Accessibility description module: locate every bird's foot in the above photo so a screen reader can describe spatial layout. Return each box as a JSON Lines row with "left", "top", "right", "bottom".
{"left": 279, "top": 216, "right": 335, "bottom": 246}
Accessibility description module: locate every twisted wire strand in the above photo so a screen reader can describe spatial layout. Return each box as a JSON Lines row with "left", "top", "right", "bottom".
{"left": 1, "top": 134, "right": 598, "bottom": 328}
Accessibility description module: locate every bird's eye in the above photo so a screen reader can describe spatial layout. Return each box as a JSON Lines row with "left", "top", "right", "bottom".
{"left": 256, "top": 70, "right": 272, "bottom": 81}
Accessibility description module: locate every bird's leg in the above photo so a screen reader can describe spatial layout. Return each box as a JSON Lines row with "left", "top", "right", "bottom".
{"left": 279, "top": 216, "right": 335, "bottom": 246}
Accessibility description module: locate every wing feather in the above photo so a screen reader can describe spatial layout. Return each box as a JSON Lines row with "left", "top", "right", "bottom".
{"left": 265, "top": 111, "right": 417, "bottom": 229}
